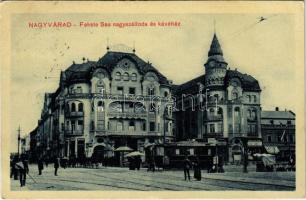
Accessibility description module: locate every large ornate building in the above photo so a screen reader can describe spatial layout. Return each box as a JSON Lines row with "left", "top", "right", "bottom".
{"left": 173, "top": 34, "right": 262, "bottom": 162}
{"left": 34, "top": 48, "right": 174, "bottom": 161}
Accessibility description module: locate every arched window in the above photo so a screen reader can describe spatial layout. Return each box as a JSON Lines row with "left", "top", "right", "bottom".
{"left": 209, "top": 108, "right": 214, "bottom": 115}
{"left": 115, "top": 72, "right": 121, "bottom": 81}
{"left": 97, "top": 101, "right": 104, "bottom": 112}
{"left": 96, "top": 80, "right": 105, "bottom": 94}
{"left": 123, "top": 72, "right": 129, "bottom": 81}
{"left": 164, "top": 91, "right": 169, "bottom": 97}
{"left": 71, "top": 103, "right": 76, "bottom": 112}
{"left": 131, "top": 73, "right": 137, "bottom": 81}
{"left": 251, "top": 110, "right": 257, "bottom": 119}
{"left": 78, "top": 103, "right": 83, "bottom": 112}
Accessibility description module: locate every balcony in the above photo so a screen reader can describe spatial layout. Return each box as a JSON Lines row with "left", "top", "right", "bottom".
{"left": 204, "top": 115, "right": 223, "bottom": 121}
{"left": 65, "top": 129, "right": 83, "bottom": 136}
{"left": 261, "top": 124, "right": 295, "bottom": 129}
{"left": 107, "top": 112, "right": 147, "bottom": 119}
{"left": 204, "top": 133, "right": 223, "bottom": 138}
{"left": 65, "top": 111, "right": 84, "bottom": 118}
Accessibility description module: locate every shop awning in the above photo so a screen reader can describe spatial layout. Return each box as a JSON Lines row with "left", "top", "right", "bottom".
{"left": 264, "top": 146, "right": 280, "bottom": 154}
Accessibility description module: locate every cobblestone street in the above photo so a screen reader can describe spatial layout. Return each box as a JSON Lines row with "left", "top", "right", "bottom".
{"left": 11, "top": 165, "right": 295, "bottom": 191}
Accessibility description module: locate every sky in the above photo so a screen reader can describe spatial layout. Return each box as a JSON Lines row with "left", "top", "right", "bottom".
{"left": 10, "top": 13, "right": 296, "bottom": 152}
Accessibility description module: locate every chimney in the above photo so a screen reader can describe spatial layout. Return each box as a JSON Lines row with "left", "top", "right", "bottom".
{"left": 275, "top": 107, "right": 279, "bottom": 111}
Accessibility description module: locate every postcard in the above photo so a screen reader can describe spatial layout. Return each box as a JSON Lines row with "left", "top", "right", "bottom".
{"left": 1, "top": 1, "right": 305, "bottom": 199}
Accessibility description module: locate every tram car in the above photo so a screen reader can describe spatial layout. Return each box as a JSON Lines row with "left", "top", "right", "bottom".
{"left": 145, "top": 140, "right": 227, "bottom": 171}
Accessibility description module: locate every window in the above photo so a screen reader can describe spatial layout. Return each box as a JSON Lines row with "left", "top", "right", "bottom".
{"left": 71, "top": 120, "right": 75, "bottom": 131}
{"left": 253, "top": 95, "right": 257, "bottom": 103}
{"left": 123, "top": 72, "right": 129, "bottom": 81}
{"left": 270, "top": 120, "right": 274, "bottom": 125}
{"left": 117, "top": 86, "right": 124, "bottom": 95}
{"left": 129, "top": 121, "right": 135, "bottom": 131}
{"left": 71, "top": 103, "right": 76, "bottom": 112}
{"left": 247, "top": 95, "right": 251, "bottom": 102}
{"left": 129, "top": 87, "right": 136, "bottom": 95}
{"left": 209, "top": 124, "right": 215, "bottom": 133}
{"left": 61, "top": 123, "right": 64, "bottom": 131}
{"left": 277, "top": 135, "right": 282, "bottom": 142}
{"left": 115, "top": 72, "right": 121, "bottom": 81}
{"left": 78, "top": 103, "right": 83, "bottom": 112}
{"left": 76, "top": 86, "right": 82, "bottom": 93}
{"left": 150, "top": 122, "right": 155, "bottom": 131}
{"left": 97, "top": 101, "right": 104, "bottom": 112}
{"left": 91, "top": 121, "right": 95, "bottom": 130}
{"left": 251, "top": 110, "right": 257, "bottom": 119}
{"left": 117, "top": 121, "right": 123, "bottom": 131}
{"left": 164, "top": 91, "right": 168, "bottom": 97}
{"left": 96, "top": 82, "right": 105, "bottom": 94}
{"left": 232, "top": 92, "right": 238, "bottom": 100}
{"left": 214, "top": 94, "right": 219, "bottom": 101}
{"left": 131, "top": 73, "right": 137, "bottom": 81}
{"left": 248, "top": 110, "right": 252, "bottom": 118}
{"left": 148, "top": 87, "right": 155, "bottom": 96}
{"left": 175, "top": 149, "right": 180, "bottom": 155}
{"left": 149, "top": 103, "right": 156, "bottom": 113}
{"left": 267, "top": 135, "right": 272, "bottom": 142}
{"left": 287, "top": 120, "right": 292, "bottom": 125}
{"left": 142, "top": 122, "right": 146, "bottom": 131}
{"left": 77, "top": 120, "right": 83, "bottom": 130}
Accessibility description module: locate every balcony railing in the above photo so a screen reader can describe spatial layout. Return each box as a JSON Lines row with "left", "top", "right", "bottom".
{"left": 261, "top": 124, "right": 295, "bottom": 129}
{"left": 65, "top": 129, "right": 83, "bottom": 136}
{"left": 204, "top": 115, "right": 223, "bottom": 121}
{"left": 65, "top": 111, "right": 84, "bottom": 118}
{"left": 107, "top": 112, "right": 147, "bottom": 119}
{"left": 93, "top": 130, "right": 163, "bottom": 136}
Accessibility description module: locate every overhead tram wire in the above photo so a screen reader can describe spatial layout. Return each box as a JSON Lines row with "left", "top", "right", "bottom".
{"left": 224, "top": 14, "right": 279, "bottom": 41}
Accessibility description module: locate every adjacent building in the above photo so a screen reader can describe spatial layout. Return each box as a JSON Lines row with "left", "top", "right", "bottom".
{"left": 173, "top": 34, "right": 262, "bottom": 162}
{"left": 261, "top": 107, "right": 295, "bottom": 160}
{"left": 33, "top": 49, "right": 174, "bottom": 162}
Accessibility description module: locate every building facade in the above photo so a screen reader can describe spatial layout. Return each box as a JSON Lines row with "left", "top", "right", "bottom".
{"left": 261, "top": 107, "right": 295, "bottom": 160}
{"left": 173, "top": 34, "right": 262, "bottom": 162}
{"left": 34, "top": 49, "right": 174, "bottom": 162}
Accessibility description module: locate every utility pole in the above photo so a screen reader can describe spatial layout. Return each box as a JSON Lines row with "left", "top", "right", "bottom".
{"left": 17, "top": 125, "right": 21, "bottom": 157}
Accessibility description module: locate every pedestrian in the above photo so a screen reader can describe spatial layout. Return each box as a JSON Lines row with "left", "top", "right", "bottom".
{"left": 38, "top": 157, "right": 44, "bottom": 175}
{"left": 11, "top": 156, "right": 18, "bottom": 180}
{"left": 183, "top": 156, "right": 192, "bottom": 181}
{"left": 15, "top": 156, "right": 29, "bottom": 187}
{"left": 193, "top": 157, "right": 201, "bottom": 181}
{"left": 54, "top": 156, "right": 60, "bottom": 176}
{"left": 45, "top": 157, "right": 49, "bottom": 168}
{"left": 135, "top": 156, "right": 141, "bottom": 170}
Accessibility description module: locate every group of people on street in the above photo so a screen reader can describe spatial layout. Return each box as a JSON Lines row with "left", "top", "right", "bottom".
{"left": 10, "top": 154, "right": 61, "bottom": 187}
{"left": 183, "top": 156, "right": 202, "bottom": 181}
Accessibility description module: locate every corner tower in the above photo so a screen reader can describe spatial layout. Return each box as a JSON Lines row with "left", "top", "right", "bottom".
{"left": 204, "top": 34, "right": 228, "bottom": 87}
